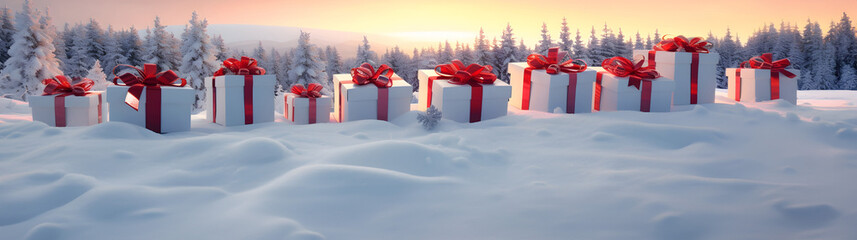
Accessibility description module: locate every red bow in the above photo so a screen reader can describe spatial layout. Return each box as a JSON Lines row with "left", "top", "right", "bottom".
{"left": 291, "top": 83, "right": 323, "bottom": 98}
{"left": 601, "top": 57, "right": 661, "bottom": 90}
{"left": 741, "top": 53, "right": 797, "bottom": 78}
{"left": 653, "top": 35, "right": 711, "bottom": 53}
{"left": 351, "top": 63, "right": 395, "bottom": 88}
{"left": 112, "top": 64, "right": 187, "bottom": 110}
{"left": 214, "top": 56, "right": 266, "bottom": 76}
{"left": 527, "top": 47, "right": 588, "bottom": 74}
{"left": 434, "top": 59, "right": 497, "bottom": 85}
{"left": 42, "top": 76, "right": 93, "bottom": 96}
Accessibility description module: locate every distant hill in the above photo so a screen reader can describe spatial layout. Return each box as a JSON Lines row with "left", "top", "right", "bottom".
{"left": 158, "top": 24, "right": 473, "bottom": 58}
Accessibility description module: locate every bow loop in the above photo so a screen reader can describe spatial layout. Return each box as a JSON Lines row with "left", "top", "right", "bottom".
{"left": 290, "top": 83, "right": 323, "bottom": 98}
{"left": 350, "top": 63, "right": 395, "bottom": 88}
{"left": 433, "top": 60, "right": 496, "bottom": 85}
{"left": 526, "top": 47, "right": 587, "bottom": 74}
{"left": 110, "top": 64, "right": 187, "bottom": 111}
{"left": 601, "top": 56, "right": 661, "bottom": 89}
{"left": 214, "top": 56, "right": 266, "bottom": 76}
{"left": 42, "top": 75, "right": 94, "bottom": 96}
{"left": 742, "top": 53, "right": 797, "bottom": 78}
{"left": 653, "top": 35, "right": 711, "bottom": 53}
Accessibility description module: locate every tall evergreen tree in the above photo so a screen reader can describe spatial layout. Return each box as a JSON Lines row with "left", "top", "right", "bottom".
{"left": 572, "top": 29, "right": 586, "bottom": 58}
{"left": 716, "top": 28, "right": 740, "bottom": 88}
{"left": 633, "top": 31, "right": 644, "bottom": 50}
{"left": 289, "top": 31, "right": 328, "bottom": 94}
{"left": 598, "top": 24, "right": 617, "bottom": 61}
{"left": 324, "top": 46, "right": 343, "bottom": 92}
{"left": 65, "top": 30, "right": 90, "bottom": 78}
{"left": 516, "top": 39, "right": 530, "bottom": 60}
{"left": 354, "top": 36, "right": 378, "bottom": 67}
{"left": 143, "top": 17, "right": 181, "bottom": 71}
{"left": 438, "top": 40, "right": 454, "bottom": 64}
{"left": 84, "top": 19, "right": 105, "bottom": 66}
{"left": 179, "top": 12, "right": 218, "bottom": 111}
{"left": 585, "top": 26, "right": 600, "bottom": 65}
{"left": 252, "top": 41, "right": 269, "bottom": 71}
{"left": 0, "top": 7, "right": 15, "bottom": 69}
{"left": 101, "top": 27, "right": 126, "bottom": 77}
{"left": 493, "top": 23, "right": 518, "bottom": 81}
{"left": 645, "top": 34, "right": 653, "bottom": 49}
{"left": 456, "top": 44, "right": 475, "bottom": 64}
{"left": 119, "top": 27, "right": 144, "bottom": 67}
{"left": 537, "top": 22, "right": 552, "bottom": 55}
{"left": 211, "top": 34, "right": 228, "bottom": 61}
{"left": 475, "top": 28, "right": 491, "bottom": 66}
{"left": 86, "top": 60, "right": 108, "bottom": 91}
{"left": 0, "top": 0, "right": 63, "bottom": 100}
{"left": 559, "top": 18, "right": 572, "bottom": 54}
{"left": 616, "top": 28, "right": 630, "bottom": 58}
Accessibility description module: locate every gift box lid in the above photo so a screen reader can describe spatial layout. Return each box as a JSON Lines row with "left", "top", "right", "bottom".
{"left": 286, "top": 93, "right": 333, "bottom": 107}
{"left": 28, "top": 92, "right": 103, "bottom": 108}
{"left": 208, "top": 75, "right": 277, "bottom": 87}
{"left": 434, "top": 79, "right": 512, "bottom": 101}
{"left": 725, "top": 68, "right": 801, "bottom": 79}
{"left": 507, "top": 62, "right": 596, "bottom": 82}
{"left": 633, "top": 50, "right": 719, "bottom": 65}
{"left": 106, "top": 85, "right": 194, "bottom": 105}
{"left": 333, "top": 73, "right": 412, "bottom": 101}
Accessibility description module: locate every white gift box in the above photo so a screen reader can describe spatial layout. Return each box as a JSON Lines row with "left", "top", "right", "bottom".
{"left": 726, "top": 68, "right": 799, "bottom": 104}
{"left": 204, "top": 75, "right": 276, "bottom": 126}
{"left": 29, "top": 92, "right": 103, "bottom": 127}
{"left": 634, "top": 50, "right": 718, "bottom": 105}
{"left": 285, "top": 93, "right": 332, "bottom": 124}
{"left": 333, "top": 73, "right": 412, "bottom": 122}
{"left": 106, "top": 85, "right": 194, "bottom": 133}
{"left": 592, "top": 67, "right": 675, "bottom": 112}
{"left": 418, "top": 69, "right": 512, "bottom": 123}
{"left": 507, "top": 62, "right": 596, "bottom": 113}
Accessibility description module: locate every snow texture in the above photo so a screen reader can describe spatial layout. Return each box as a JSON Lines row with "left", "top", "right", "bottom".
{"left": 0, "top": 90, "right": 856, "bottom": 240}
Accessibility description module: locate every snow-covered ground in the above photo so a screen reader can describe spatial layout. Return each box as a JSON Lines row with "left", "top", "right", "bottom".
{"left": 1, "top": 89, "right": 856, "bottom": 240}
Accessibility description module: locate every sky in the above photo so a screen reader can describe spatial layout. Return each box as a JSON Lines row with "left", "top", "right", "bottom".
{"left": 2, "top": 0, "right": 856, "bottom": 46}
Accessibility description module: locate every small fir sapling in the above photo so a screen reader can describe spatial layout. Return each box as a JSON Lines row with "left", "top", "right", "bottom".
{"left": 418, "top": 105, "right": 442, "bottom": 130}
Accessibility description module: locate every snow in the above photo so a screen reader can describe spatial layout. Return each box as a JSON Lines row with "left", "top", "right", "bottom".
{"left": 1, "top": 89, "right": 856, "bottom": 240}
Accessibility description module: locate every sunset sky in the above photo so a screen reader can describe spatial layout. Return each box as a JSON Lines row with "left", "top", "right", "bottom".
{"left": 3, "top": 0, "right": 856, "bottom": 45}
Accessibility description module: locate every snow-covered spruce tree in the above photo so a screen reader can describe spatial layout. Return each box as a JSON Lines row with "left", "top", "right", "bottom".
{"left": 833, "top": 13, "right": 857, "bottom": 79}
{"left": 120, "top": 26, "right": 144, "bottom": 67}
{"left": 474, "top": 27, "right": 492, "bottom": 66}
{"left": 572, "top": 29, "right": 586, "bottom": 58}
{"left": 289, "top": 31, "right": 328, "bottom": 94}
{"left": 772, "top": 22, "right": 794, "bottom": 60}
{"left": 717, "top": 28, "right": 740, "bottom": 88}
{"left": 101, "top": 27, "right": 126, "bottom": 78}
{"left": 382, "top": 46, "right": 411, "bottom": 86}
{"left": 516, "top": 39, "right": 530, "bottom": 61}
{"left": 438, "top": 41, "right": 454, "bottom": 64}
{"left": 267, "top": 48, "right": 283, "bottom": 93}
{"left": 278, "top": 49, "right": 292, "bottom": 91}
{"left": 599, "top": 24, "right": 617, "bottom": 62}
{"left": 417, "top": 105, "right": 441, "bottom": 131}
{"left": 559, "top": 18, "right": 571, "bottom": 54}
{"left": 800, "top": 20, "right": 821, "bottom": 89}
{"left": 652, "top": 29, "right": 661, "bottom": 44}
{"left": 645, "top": 34, "right": 653, "bottom": 49}
{"left": 616, "top": 28, "right": 631, "bottom": 59}
{"left": 354, "top": 36, "right": 378, "bottom": 67}
{"left": 585, "top": 26, "right": 600, "bottom": 66}
{"left": 84, "top": 19, "right": 106, "bottom": 67}
{"left": 86, "top": 60, "right": 108, "bottom": 91}
{"left": 325, "top": 46, "right": 343, "bottom": 85}
{"left": 420, "top": 46, "right": 438, "bottom": 69}
{"left": 408, "top": 48, "right": 421, "bottom": 91}
{"left": 633, "top": 31, "right": 644, "bottom": 50}
{"left": 0, "top": 0, "right": 62, "bottom": 100}
{"left": 492, "top": 23, "right": 518, "bottom": 82}
{"left": 537, "top": 22, "right": 552, "bottom": 55}
{"left": 0, "top": 7, "right": 15, "bottom": 69}
{"left": 252, "top": 41, "right": 269, "bottom": 70}
{"left": 179, "top": 12, "right": 218, "bottom": 111}
{"left": 143, "top": 16, "right": 182, "bottom": 71}
{"left": 455, "top": 44, "right": 474, "bottom": 64}
{"left": 65, "top": 30, "right": 90, "bottom": 78}
{"left": 839, "top": 65, "right": 857, "bottom": 90}
{"left": 817, "top": 41, "right": 838, "bottom": 90}
{"left": 211, "top": 34, "right": 228, "bottom": 62}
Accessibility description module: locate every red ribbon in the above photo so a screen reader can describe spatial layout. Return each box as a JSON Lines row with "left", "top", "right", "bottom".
{"left": 653, "top": 35, "right": 712, "bottom": 53}
{"left": 41, "top": 76, "right": 102, "bottom": 127}
{"left": 522, "top": 47, "right": 587, "bottom": 111}
{"left": 336, "top": 63, "right": 398, "bottom": 122}
{"left": 112, "top": 64, "right": 187, "bottom": 133}
{"left": 594, "top": 57, "right": 662, "bottom": 112}
{"left": 289, "top": 83, "right": 323, "bottom": 124}
{"left": 649, "top": 35, "right": 711, "bottom": 104}
{"left": 212, "top": 56, "right": 266, "bottom": 124}
{"left": 740, "top": 53, "right": 795, "bottom": 100}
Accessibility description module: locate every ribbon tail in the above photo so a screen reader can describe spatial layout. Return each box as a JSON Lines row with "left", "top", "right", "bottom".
{"left": 690, "top": 53, "right": 699, "bottom": 104}
{"left": 567, "top": 73, "right": 578, "bottom": 113}
{"left": 377, "top": 87, "right": 389, "bottom": 121}
{"left": 594, "top": 72, "right": 604, "bottom": 111}
{"left": 54, "top": 94, "right": 68, "bottom": 127}
{"left": 244, "top": 75, "right": 254, "bottom": 124}
{"left": 771, "top": 72, "right": 780, "bottom": 100}
{"left": 145, "top": 86, "right": 162, "bottom": 133}
{"left": 469, "top": 82, "right": 483, "bottom": 123}
{"left": 309, "top": 98, "right": 317, "bottom": 124}
{"left": 640, "top": 81, "right": 653, "bottom": 112}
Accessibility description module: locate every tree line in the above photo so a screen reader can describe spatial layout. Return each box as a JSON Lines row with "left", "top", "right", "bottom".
{"left": 1, "top": 0, "right": 855, "bottom": 107}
